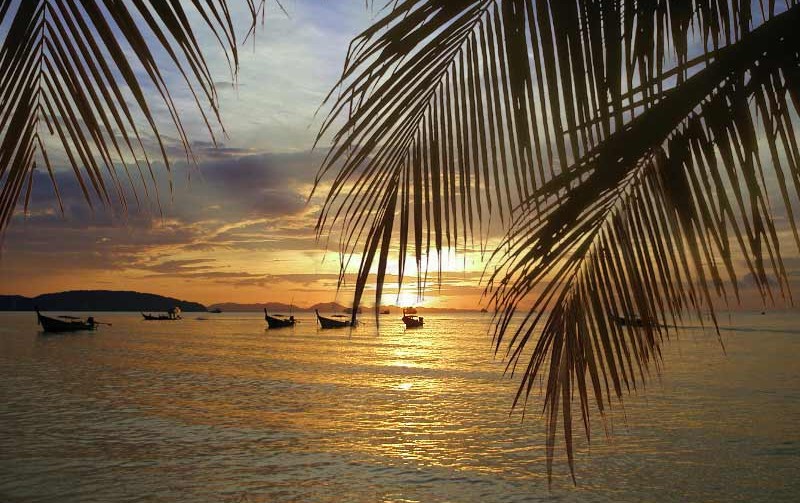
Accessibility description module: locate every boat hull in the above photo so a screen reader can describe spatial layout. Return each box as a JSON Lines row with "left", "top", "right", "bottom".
{"left": 142, "top": 313, "right": 180, "bottom": 321}
{"left": 612, "top": 315, "right": 653, "bottom": 328}
{"left": 402, "top": 315, "right": 424, "bottom": 328}
{"left": 37, "top": 312, "right": 96, "bottom": 333}
{"left": 265, "top": 310, "right": 295, "bottom": 329}
{"left": 316, "top": 310, "right": 351, "bottom": 329}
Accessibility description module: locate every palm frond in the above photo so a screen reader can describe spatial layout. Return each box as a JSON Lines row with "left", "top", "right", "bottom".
{"left": 488, "top": 4, "right": 800, "bottom": 483}
{"left": 0, "top": 0, "right": 263, "bottom": 232}
{"left": 316, "top": 0, "right": 800, "bottom": 480}
{"left": 314, "top": 0, "right": 777, "bottom": 317}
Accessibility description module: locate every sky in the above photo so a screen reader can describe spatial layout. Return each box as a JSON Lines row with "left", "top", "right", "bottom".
{"left": 0, "top": 1, "right": 490, "bottom": 309}
{"left": 1, "top": 1, "right": 799, "bottom": 311}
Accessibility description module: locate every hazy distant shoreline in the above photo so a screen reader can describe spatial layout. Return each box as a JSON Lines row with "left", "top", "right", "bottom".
{"left": 0, "top": 290, "right": 485, "bottom": 313}
{"left": 0, "top": 290, "right": 207, "bottom": 312}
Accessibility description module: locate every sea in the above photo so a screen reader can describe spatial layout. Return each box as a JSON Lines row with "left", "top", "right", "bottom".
{"left": 0, "top": 310, "right": 798, "bottom": 502}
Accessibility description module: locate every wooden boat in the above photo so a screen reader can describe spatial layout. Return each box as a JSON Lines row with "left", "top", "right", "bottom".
{"left": 142, "top": 307, "right": 182, "bottom": 321}
{"left": 316, "top": 310, "right": 351, "bottom": 329}
{"left": 402, "top": 308, "right": 424, "bottom": 328}
{"left": 402, "top": 314, "right": 424, "bottom": 328}
{"left": 37, "top": 310, "right": 97, "bottom": 333}
{"left": 380, "top": 309, "right": 391, "bottom": 315}
{"left": 142, "top": 312, "right": 181, "bottom": 320}
{"left": 401, "top": 315, "right": 424, "bottom": 328}
{"left": 265, "top": 308, "right": 295, "bottom": 329}
{"left": 611, "top": 314, "right": 652, "bottom": 328}
{"left": 209, "top": 308, "right": 223, "bottom": 314}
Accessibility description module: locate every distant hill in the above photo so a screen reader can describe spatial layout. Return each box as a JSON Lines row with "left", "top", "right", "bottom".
{"left": 308, "top": 302, "right": 348, "bottom": 312}
{"left": 0, "top": 291, "right": 484, "bottom": 313}
{"left": 0, "top": 290, "right": 206, "bottom": 312}
{"left": 0, "top": 295, "right": 33, "bottom": 311}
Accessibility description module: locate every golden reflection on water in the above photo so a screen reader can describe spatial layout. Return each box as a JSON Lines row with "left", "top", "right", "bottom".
{"left": 1, "top": 311, "right": 799, "bottom": 502}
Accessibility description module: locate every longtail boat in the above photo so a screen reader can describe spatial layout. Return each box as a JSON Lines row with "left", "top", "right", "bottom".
{"left": 142, "top": 307, "right": 182, "bottom": 321}
{"left": 611, "top": 313, "right": 654, "bottom": 328}
{"left": 316, "top": 310, "right": 351, "bottom": 329}
{"left": 142, "top": 313, "right": 179, "bottom": 320}
{"left": 265, "top": 309, "right": 295, "bottom": 329}
{"left": 401, "top": 308, "right": 424, "bottom": 328}
{"left": 36, "top": 310, "right": 98, "bottom": 333}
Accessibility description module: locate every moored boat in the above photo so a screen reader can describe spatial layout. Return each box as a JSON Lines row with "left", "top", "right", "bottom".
{"left": 316, "top": 310, "right": 351, "bottom": 329}
{"left": 611, "top": 313, "right": 653, "bottom": 328}
{"left": 36, "top": 310, "right": 98, "bottom": 333}
{"left": 402, "top": 308, "right": 424, "bottom": 328}
{"left": 265, "top": 308, "right": 296, "bottom": 329}
{"left": 142, "top": 307, "right": 182, "bottom": 321}
{"left": 142, "top": 313, "right": 179, "bottom": 320}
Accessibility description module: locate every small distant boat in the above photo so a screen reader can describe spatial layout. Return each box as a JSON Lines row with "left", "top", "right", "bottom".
{"left": 142, "top": 307, "right": 182, "bottom": 321}
{"left": 209, "top": 308, "right": 223, "bottom": 314}
{"left": 316, "top": 309, "right": 351, "bottom": 329}
{"left": 36, "top": 309, "right": 99, "bottom": 333}
{"left": 402, "top": 308, "right": 424, "bottom": 328}
{"left": 611, "top": 314, "right": 652, "bottom": 328}
{"left": 380, "top": 309, "right": 390, "bottom": 315}
{"left": 265, "top": 309, "right": 296, "bottom": 329}
{"left": 480, "top": 308, "right": 488, "bottom": 313}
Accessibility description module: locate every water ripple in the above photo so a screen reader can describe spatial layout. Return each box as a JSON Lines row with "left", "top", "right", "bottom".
{"left": 1, "top": 311, "right": 798, "bottom": 502}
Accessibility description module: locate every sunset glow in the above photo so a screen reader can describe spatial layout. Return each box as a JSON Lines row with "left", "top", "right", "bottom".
{"left": 2, "top": 1, "right": 800, "bottom": 501}
{"left": 1, "top": 2, "right": 798, "bottom": 313}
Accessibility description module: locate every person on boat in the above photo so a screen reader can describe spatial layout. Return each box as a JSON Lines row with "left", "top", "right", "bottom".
{"left": 289, "top": 316, "right": 295, "bottom": 323}
{"left": 87, "top": 317, "right": 95, "bottom": 326}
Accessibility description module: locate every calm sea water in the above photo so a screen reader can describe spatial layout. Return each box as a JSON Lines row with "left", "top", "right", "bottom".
{"left": 0, "top": 311, "right": 798, "bottom": 502}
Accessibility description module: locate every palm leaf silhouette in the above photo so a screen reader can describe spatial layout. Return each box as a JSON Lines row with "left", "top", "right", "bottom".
{"left": 0, "top": 0, "right": 266, "bottom": 232}
{"left": 316, "top": 0, "right": 800, "bottom": 482}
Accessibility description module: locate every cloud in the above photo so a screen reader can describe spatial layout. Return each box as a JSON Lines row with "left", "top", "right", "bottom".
{"left": 200, "top": 150, "right": 323, "bottom": 184}
{"left": 140, "top": 259, "right": 217, "bottom": 274}
{"left": 1, "top": 149, "right": 332, "bottom": 295}
{"left": 0, "top": 3, "right": 392, "bottom": 305}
